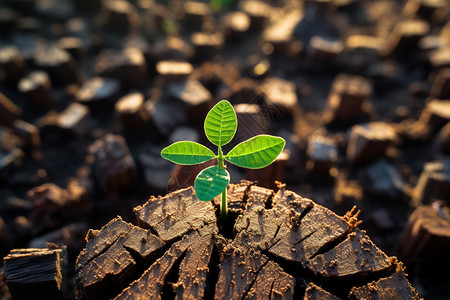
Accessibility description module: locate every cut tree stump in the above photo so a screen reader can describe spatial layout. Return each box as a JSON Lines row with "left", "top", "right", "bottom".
{"left": 3, "top": 247, "right": 67, "bottom": 300}
{"left": 74, "top": 181, "right": 421, "bottom": 299}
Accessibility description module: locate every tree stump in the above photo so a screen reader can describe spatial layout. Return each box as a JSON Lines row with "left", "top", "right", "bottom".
{"left": 75, "top": 181, "right": 421, "bottom": 299}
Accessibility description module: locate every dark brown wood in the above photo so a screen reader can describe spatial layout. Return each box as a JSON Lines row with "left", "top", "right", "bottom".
{"left": 88, "top": 134, "right": 137, "bottom": 197}
{"left": 18, "top": 71, "right": 53, "bottom": 108}
{"left": 349, "top": 271, "right": 421, "bottom": 299}
{"left": 398, "top": 203, "right": 450, "bottom": 269}
{"left": 0, "top": 92, "right": 21, "bottom": 127}
{"left": 239, "top": 0, "right": 271, "bottom": 30}
{"left": 115, "top": 92, "right": 149, "bottom": 131}
{"left": 324, "top": 74, "right": 372, "bottom": 123}
{"left": 134, "top": 186, "right": 218, "bottom": 242}
{"left": 418, "top": 99, "right": 450, "bottom": 132}
{"left": 33, "top": 46, "right": 80, "bottom": 86}
{"left": 156, "top": 61, "right": 193, "bottom": 82}
{"left": 95, "top": 48, "right": 147, "bottom": 89}
{"left": 174, "top": 233, "right": 214, "bottom": 299}
{"left": 0, "top": 46, "right": 24, "bottom": 83}
{"left": 346, "top": 122, "right": 397, "bottom": 165}
{"left": 307, "top": 229, "right": 396, "bottom": 281}
{"left": 114, "top": 229, "right": 213, "bottom": 300}
{"left": 76, "top": 77, "right": 120, "bottom": 107}
{"left": 3, "top": 247, "right": 66, "bottom": 300}
{"left": 304, "top": 283, "right": 340, "bottom": 300}
{"left": 74, "top": 182, "right": 419, "bottom": 299}
{"left": 166, "top": 79, "right": 213, "bottom": 125}
{"left": 261, "top": 77, "right": 298, "bottom": 115}
{"left": 214, "top": 243, "right": 294, "bottom": 299}
{"left": 223, "top": 12, "right": 250, "bottom": 41}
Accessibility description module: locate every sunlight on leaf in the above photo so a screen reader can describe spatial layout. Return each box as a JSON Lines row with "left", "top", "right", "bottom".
{"left": 204, "top": 100, "right": 237, "bottom": 147}
{"left": 225, "top": 135, "right": 285, "bottom": 169}
{"left": 161, "top": 141, "right": 216, "bottom": 165}
{"left": 194, "top": 165, "right": 230, "bottom": 201}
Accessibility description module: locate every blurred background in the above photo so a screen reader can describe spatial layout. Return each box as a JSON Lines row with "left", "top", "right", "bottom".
{"left": 0, "top": 0, "right": 450, "bottom": 298}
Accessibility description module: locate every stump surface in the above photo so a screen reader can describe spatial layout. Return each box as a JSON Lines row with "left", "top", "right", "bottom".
{"left": 76, "top": 182, "right": 420, "bottom": 299}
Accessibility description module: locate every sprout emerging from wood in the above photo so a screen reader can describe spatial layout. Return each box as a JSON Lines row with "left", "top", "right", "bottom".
{"left": 161, "top": 100, "right": 285, "bottom": 219}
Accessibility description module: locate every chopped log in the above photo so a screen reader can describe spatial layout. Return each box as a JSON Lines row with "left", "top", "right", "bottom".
{"left": 0, "top": 92, "right": 21, "bottom": 127}
{"left": 397, "top": 203, "right": 450, "bottom": 270}
{"left": 262, "top": 10, "right": 301, "bottom": 54}
{"left": 347, "top": 122, "right": 397, "bottom": 166}
{"left": 382, "top": 19, "right": 430, "bottom": 56}
{"left": 182, "top": 1, "right": 211, "bottom": 30}
{"left": 428, "top": 47, "right": 450, "bottom": 70}
{"left": 430, "top": 68, "right": 450, "bottom": 99}
{"left": 308, "top": 36, "right": 344, "bottom": 61}
{"left": 74, "top": 181, "right": 418, "bottom": 299}
{"left": 146, "top": 98, "right": 188, "bottom": 136}
{"left": 191, "top": 32, "right": 224, "bottom": 60}
{"left": 134, "top": 187, "right": 218, "bottom": 242}
{"left": 151, "top": 36, "right": 195, "bottom": 62}
{"left": 57, "top": 37, "right": 85, "bottom": 62}
{"left": 233, "top": 103, "right": 269, "bottom": 141}
{"left": 87, "top": 134, "right": 136, "bottom": 197}
{"left": 223, "top": 12, "right": 250, "bottom": 41}
{"left": 3, "top": 247, "right": 66, "bottom": 300}
{"left": 304, "top": 282, "right": 340, "bottom": 300}
{"left": 166, "top": 79, "right": 213, "bottom": 125}
{"left": 306, "top": 135, "right": 338, "bottom": 175}
{"left": 18, "top": 71, "right": 53, "bottom": 108}
{"left": 55, "top": 102, "right": 90, "bottom": 135}
{"left": 436, "top": 122, "right": 450, "bottom": 154}
{"left": 261, "top": 77, "right": 298, "bottom": 115}
{"left": 95, "top": 48, "right": 147, "bottom": 89}
{"left": 245, "top": 152, "right": 289, "bottom": 190}
{"left": 12, "top": 120, "right": 40, "bottom": 157}
{"left": 156, "top": 61, "right": 193, "bottom": 82}
{"left": 418, "top": 99, "right": 450, "bottom": 132}
{"left": 239, "top": 0, "right": 271, "bottom": 30}
{"left": 115, "top": 92, "right": 149, "bottom": 131}
{"left": 97, "top": 0, "right": 140, "bottom": 33}
{"left": 0, "top": 45, "right": 24, "bottom": 84}
{"left": 76, "top": 77, "right": 120, "bottom": 107}
{"left": 34, "top": 46, "right": 80, "bottom": 86}
{"left": 348, "top": 271, "right": 420, "bottom": 299}
{"left": 411, "top": 158, "right": 450, "bottom": 206}
{"left": 365, "top": 159, "right": 406, "bottom": 200}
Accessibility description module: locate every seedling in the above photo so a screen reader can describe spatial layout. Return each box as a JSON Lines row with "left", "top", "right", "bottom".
{"left": 161, "top": 100, "right": 285, "bottom": 219}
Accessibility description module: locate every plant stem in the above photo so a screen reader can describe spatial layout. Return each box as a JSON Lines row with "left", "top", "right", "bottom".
{"left": 217, "top": 147, "right": 228, "bottom": 220}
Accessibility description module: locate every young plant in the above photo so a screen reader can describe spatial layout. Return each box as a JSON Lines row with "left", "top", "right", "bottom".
{"left": 161, "top": 100, "right": 285, "bottom": 219}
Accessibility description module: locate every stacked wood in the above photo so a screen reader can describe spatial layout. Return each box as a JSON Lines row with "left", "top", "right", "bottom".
{"left": 74, "top": 182, "right": 419, "bottom": 299}
{"left": 3, "top": 247, "right": 66, "bottom": 300}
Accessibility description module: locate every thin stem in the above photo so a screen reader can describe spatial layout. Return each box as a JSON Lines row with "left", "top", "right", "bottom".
{"left": 217, "top": 147, "right": 228, "bottom": 220}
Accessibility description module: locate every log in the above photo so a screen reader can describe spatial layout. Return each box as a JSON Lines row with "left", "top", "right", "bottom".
{"left": 74, "top": 182, "right": 420, "bottom": 299}
{"left": 3, "top": 247, "right": 66, "bottom": 300}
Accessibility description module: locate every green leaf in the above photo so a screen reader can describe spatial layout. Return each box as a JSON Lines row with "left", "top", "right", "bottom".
{"left": 161, "top": 141, "right": 216, "bottom": 165}
{"left": 204, "top": 100, "right": 237, "bottom": 146}
{"left": 194, "top": 165, "right": 230, "bottom": 201}
{"left": 225, "top": 135, "right": 286, "bottom": 169}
